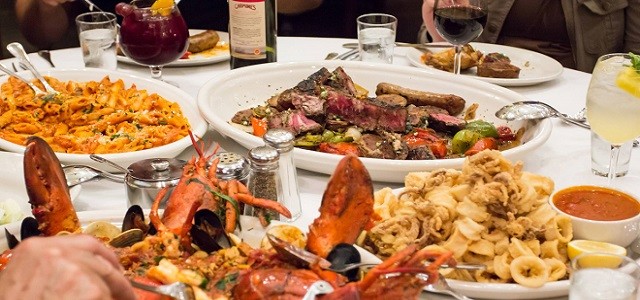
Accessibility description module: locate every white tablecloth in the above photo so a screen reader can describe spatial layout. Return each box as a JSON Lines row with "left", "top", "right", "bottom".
{"left": 6, "top": 37, "right": 637, "bottom": 300}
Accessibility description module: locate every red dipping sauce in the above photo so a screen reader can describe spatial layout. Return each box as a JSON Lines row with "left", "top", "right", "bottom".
{"left": 552, "top": 185, "right": 640, "bottom": 221}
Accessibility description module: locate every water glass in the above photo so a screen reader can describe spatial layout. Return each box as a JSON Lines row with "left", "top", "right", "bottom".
{"left": 570, "top": 252, "right": 640, "bottom": 300}
{"left": 75, "top": 12, "right": 118, "bottom": 70}
{"left": 591, "top": 131, "right": 633, "bottom": 177}
{"left": 357, "top": 13, "right": 397, "bottom": 64}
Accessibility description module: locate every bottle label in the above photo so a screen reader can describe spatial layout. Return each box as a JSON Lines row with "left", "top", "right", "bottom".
{"left": 229, "top": 0, "right": 267, "bottom": 60}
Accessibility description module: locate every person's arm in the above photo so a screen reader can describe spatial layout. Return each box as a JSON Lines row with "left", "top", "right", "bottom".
{"left": 0, "top": 235, "right": 136, "bottom": 300}
{"left": 624, "top": 0, "right": 640, "bottom": 53}
{"left": 277, "top": 0, "right": 322, "bottom": 15}
{"left": 15, "top": 0, "right": 76, "bottom": 49}
{"left": 422, "top": 0, "right": 446, "bottom": 42}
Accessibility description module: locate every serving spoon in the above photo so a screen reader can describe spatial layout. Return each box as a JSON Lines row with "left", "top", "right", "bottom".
{"left": 495, "top": 101, "right": 591, "bottom": 129}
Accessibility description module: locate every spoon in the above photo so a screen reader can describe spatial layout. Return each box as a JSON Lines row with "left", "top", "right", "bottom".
{"left": 495, "top": 101, "right": 591, "bottom": 129}
{"left": 63, "top": 165, "right": 125, "bottom": 187}
{"left": 6, "top": 42, "right": 59, "bottom": 96}
{"left": 0, "top": 63, "right": 46, "bottom": 95}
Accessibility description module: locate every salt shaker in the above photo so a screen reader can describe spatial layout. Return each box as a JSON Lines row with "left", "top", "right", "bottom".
{"left": 245, "top": 146, "right": 283, "bottom": 221}
{"left": 263, "top": 129, "right": 302, "bottom": 221}
{"left": 212, "top": 152, "right": 250, "bottom": 185}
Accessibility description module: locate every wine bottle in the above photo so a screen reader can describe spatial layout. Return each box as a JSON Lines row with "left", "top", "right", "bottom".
{"left": 228, "top": 0, "right": 277, "bottom": 69}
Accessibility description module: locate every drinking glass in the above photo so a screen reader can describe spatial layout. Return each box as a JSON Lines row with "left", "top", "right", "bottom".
{"left": 433, "top": 0, "right": 487, "bottom": 74}
{"left": 357, "top": 13, "right": 397, "bottom": 64}
{"left": 75, "top": 12, "right": 118, "bottom": 70}
{"left": 586, "top": 53, "right": 640, "bottom": 185}
{"left": 570, "top": 252, "right": 640, "bottom": 300}
{"left": 116, "top": 0, "right": 189, "bottom": 84}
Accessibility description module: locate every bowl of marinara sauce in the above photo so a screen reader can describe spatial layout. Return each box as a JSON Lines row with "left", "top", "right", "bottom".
{"left": 550, "top": 185, "right": 640, "bottom": 247}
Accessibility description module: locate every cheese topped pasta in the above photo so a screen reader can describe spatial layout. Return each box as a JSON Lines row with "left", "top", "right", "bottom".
{"left": 0, "top": 76, "right": 190, "bottom": 154}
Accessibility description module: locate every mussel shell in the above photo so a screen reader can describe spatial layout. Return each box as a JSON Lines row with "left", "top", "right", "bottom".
{"left": 327, "top": 243, "right": 361, "bottom": 282}
{"left": 5, "top": 228, "right": 19, "bottom": 249}
{"left": 122, "top": 205, "right": 149, "bottom": 233}
{"left": 191, "top": 209, "right": 231, "bottom": 252}
{"left": 20, "top": 216, "right": 41, "bottom": 240}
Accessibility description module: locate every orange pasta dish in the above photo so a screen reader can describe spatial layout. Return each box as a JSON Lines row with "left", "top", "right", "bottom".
{"left": 0, "top": 76, "right": 190, "bottom": 153}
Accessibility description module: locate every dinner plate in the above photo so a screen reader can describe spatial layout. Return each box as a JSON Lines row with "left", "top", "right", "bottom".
{"left": 0, "top": 152, "right": 81, "bottom": 228}
{"left": 0, "top": 68, "right": 208, "bottom": 171}
{"left": 405, "top": 43, "right": 564, "bottom": 87}
{"left": 197, "top": 60, "right": 552, "bottom": 183}
{"left": 117, "top": 30, "right": 230, "bottom": 67}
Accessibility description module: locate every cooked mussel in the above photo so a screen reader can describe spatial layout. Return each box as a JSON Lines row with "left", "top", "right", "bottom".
{"left": 190, "top": 209, "right": 231, "bottom": 252}
{"left": 20, "top": 216, "right": 41, "bottom": 240}
{"left": 122, "top": 204, "right": 155, "bottom": 234}
{"left": 5, "top": 229, "right": 19, "bottom": 249}
{"left": 327, "top": 243, "right": 361, "bottom": 282}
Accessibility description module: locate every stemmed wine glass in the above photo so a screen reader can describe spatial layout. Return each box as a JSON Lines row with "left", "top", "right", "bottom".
{"left": 433, "top": 0, "right": 487, "bottom": 74}
{"left": 116, "top": 0, "right": 189, "bottom": 85}
{"left": 586, "top": 53, "right": 640, "bottom": 184}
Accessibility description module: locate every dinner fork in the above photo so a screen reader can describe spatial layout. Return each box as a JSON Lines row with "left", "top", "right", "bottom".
{"left": 129, "top": 280, "right": 195, "bottom": 300}
{"left": 6, "top": 42, "right": 58, "bottom": 97}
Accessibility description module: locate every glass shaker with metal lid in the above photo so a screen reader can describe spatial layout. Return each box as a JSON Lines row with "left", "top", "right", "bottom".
{"left": 125, "top": 158, "right": 186, "bottom": 209}
{"left": 245, "top": 146, "right": 283, "bottom": 222}
{"left": 263, "top": 128, "right": 302, "bottom": 221}
{"left": 212, "top": 152, "right": 250, "bottom": 185}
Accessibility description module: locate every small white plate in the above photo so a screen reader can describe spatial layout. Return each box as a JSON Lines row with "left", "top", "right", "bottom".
{"left": 406, "top": 42, "right": 564, "bottom": 87}
{"left": 0, "top": 152, "right": 81, "bottom": 228}
{"left": 117, "top": 30, "right": 230, "bottom": 67}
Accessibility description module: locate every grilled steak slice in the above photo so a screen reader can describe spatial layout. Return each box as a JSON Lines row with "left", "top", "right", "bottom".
{"left": 268, "top": 110, "right": 322, "bottom": 135}
{"left": 231, "top": 108, "right": 254, "bottom": 126}
{"left": 326, "top": 67, "right": 357, "bottom": 96}
{"left": 428, "top": 113, "right": 466, "bottom": 135}
{"left": 290, "top": 91, "right": 326, "bottom": 116}
{"left": 269, "top": 68, "right": 332, "bottom": 111}
{"left": 325, "top": 91, "right": 407, "bottom": 132}
{"left": 407, "top": 145, "right": 437, "bottom": 160}
{"left": 378, "top": 131, "right": 408, "bottom": 160}
{"left": 406, "top": 105, "right": 448, "bottom": 128}
{"left": 477, "top": 53, "right": 521, "bottom": 79}
{"left": 356, "top": 133, "right": 397, "bottom": 159}
{"left": 375, "top": 82, "right": 466, "bottom": 115}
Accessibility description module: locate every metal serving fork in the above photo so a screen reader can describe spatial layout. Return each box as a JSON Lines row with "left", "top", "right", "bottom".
{"left": 0, "top": 63, "right": 46, "bottom": 95}
{"left": 129, "top": 280, "right": 196, "bottom": 300}
{"left": 6, "top": 42, "right": 59, "bottom": 97}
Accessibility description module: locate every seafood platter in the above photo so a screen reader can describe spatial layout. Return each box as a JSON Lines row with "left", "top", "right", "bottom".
{"left": 198, "top": 60, "right": 551, "bottom": 182}
{"left": 1, "top": 136, "right": 459, "bottom": 299}
{"left": 0, "top": 68, "right": 207, "bottom": 171}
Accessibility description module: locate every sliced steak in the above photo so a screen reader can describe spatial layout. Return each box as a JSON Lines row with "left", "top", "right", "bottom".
{"left": 268, "top": 110, "right": 322, "bottom": 135}
{"left": 356, "top": 133, "right": 397, "bottom": 159}
{"left": 326, "top": 67, "right": 357, "bottom": 96}
{"left": 231, "top": 108, "right": 254, "bottom": 126}
{"left": 428, "top": 113, "right": 466, "bottom": 135}
{"left": 290, "top": 91, "right": 326, "bottom": 116}
{"left": 325, "top": 91, "right": 407, "bottom": 132}
{"left": 269, "top": 68, "right": 331, "bottom": 111}
{"left": 378, "top": 131, "right": 408, "bottom": 160}
{"left": 406, "top": 105, "right": 448, "bottom": 128}
{"left": 375, "top": 82, "right": 466, "bottom": 115}
{"left": 407, "top": 145, "right": 436, "bottom": 160}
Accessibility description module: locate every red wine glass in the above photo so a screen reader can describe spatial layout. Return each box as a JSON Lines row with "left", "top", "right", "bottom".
{"left": 433, "top": 0, "right": 487, "bottom": 74}
{"left": 116, "top": 0, "right": 188, "bottom": 84}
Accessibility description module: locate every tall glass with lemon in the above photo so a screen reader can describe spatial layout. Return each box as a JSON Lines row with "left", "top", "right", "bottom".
{"left": 586, "top": 53, "right": 640, "bottom": 184}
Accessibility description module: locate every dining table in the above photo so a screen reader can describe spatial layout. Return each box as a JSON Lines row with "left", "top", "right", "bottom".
{"left": 2, "top": 36, "right": 638, "bottom": 300}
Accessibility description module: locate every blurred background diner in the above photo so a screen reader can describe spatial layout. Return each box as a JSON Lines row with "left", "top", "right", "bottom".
{"left": 1, "top": 0, "right": 424, "bottom": 57}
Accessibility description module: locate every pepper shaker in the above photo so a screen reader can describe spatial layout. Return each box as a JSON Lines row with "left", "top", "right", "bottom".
{"left": 245, "top": 146, "right": 283, "bottom": 221}
{"left": 263, "top": 129, "right": 302, "bottom": 221}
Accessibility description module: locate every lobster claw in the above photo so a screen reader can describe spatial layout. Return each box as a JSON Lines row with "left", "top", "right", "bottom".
{"left": 23, "top": 136, "right": 80, "bottom": 236}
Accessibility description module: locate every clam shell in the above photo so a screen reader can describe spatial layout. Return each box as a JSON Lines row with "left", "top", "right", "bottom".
{"left": 109, "top": 228, "right": 145, "bottom": 248}
{"left": 261, "top": 224, "right": 306, "bottom": 250}
{"left": 83, "top": 221, "right": 121, "bottom": 240}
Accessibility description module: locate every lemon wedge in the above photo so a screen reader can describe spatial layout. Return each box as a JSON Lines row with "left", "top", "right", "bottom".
{"left": 150, "top": 0, "right": 174, "bottom": 16}
{"left": 616, "top": 66, "right": 640, "bottom": 98}
{"left": 568, "top": 240, "right": 627, "bottom": 268}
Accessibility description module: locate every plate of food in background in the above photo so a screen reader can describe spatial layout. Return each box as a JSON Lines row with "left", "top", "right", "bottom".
{"left": 117, "top": 30, "right": 230, "bottom": 67}
{"left": 198, "top": 60, "right": 552, "bottom": 183}
{"left": 406, "top": 42, "right": 564, "bottom": 87}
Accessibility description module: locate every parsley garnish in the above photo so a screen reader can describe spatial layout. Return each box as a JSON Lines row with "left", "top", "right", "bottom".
{"left": 214, "top": 273, "right": 238, "bottom": 290}
{"left": 630, "top": 52, "right": 640, "bottom": 73}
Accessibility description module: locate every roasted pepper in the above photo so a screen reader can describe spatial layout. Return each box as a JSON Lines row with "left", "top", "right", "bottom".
{"left": 251, "top": 117, "right": 268, "bottom": 137}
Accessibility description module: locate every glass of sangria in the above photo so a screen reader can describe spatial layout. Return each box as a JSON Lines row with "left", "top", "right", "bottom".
{"left": 433, "top": 0, "right": 487, "bottom": 74}
{"left": 116, "top": 0, "right": 188, "bottom": 84}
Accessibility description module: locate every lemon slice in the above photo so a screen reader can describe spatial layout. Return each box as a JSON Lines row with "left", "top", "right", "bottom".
{"left": 568, "top": 240, "right": 627, "bottom": 268}
{"left": 615, "top": 66, "right": 640, "bottom": 98}
{"left": 150, "top": 0, "right": 174, "bottom": 16}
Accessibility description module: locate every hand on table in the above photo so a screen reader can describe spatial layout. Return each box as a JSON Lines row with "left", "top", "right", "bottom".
{"left": 0, "top": 235, "right": 136, "bottom": 300}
